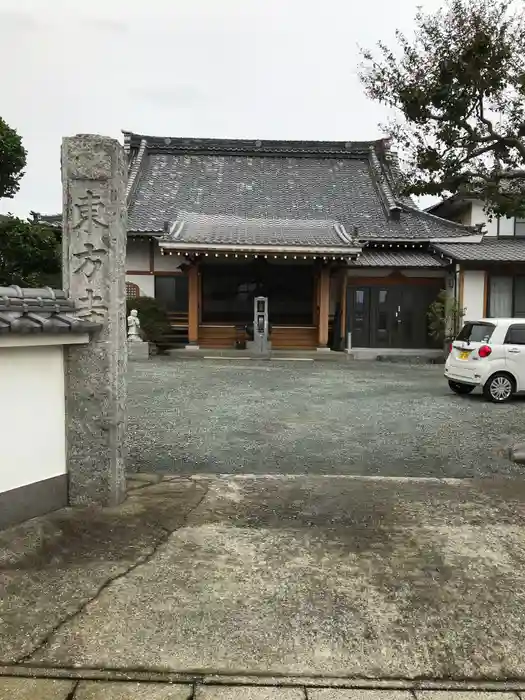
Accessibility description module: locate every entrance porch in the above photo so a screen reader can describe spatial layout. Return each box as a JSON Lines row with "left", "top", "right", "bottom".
{"left": 187, "top": 258, "right": 335, "bottom": 350}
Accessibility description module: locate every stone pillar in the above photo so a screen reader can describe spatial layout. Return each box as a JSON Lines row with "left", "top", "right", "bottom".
{"left": 62, "top": 135, "right": 127, "bottom": 506}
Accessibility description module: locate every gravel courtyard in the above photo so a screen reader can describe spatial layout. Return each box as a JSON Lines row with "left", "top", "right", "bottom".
{"left": 126, "top": 358, "right": 525, "bottom": 478}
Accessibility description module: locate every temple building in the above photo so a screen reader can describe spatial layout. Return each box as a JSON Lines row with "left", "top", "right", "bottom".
{"left": 40, "top": 132, "right": 483, "bottom": 351}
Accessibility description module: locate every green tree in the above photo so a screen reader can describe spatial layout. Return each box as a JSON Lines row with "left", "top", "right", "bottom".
{"left": 359, "top": 0, "right": 525, "bottom": 219}
{"left": 0, "top": 117, "right": 26, "bottom": 199}
{"left": 0, "top": 216, "right": 61, "bottom": 288}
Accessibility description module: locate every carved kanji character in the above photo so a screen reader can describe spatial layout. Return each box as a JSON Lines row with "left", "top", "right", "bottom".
{"left": 73, "top": 242, "right": 107, "bottom": 279}
{"left": 77, "top": 288, "right": 107, "bottom": 321}
{"left": 74, "top": 190, "right": 109, "bottom": 233}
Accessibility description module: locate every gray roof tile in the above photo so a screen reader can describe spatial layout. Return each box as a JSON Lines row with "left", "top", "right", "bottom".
{"left": 433, "top": 238, "right": 525, "bottom": 262}
{"left": 0, "top": 286, "right": 100, "bottom": 335}
{"left": 352, "top": 250, "right": 446, "bottom": 267}
{"left": 126, "top": 135, "right": 476, "bottom": 242}
{"left": 162, "top": 212, "right": 358, "bottom": 251}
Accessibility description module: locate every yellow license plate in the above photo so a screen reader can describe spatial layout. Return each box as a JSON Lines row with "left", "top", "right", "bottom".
{"left": 458, "top": 351, "right": 471, "bottom": 360}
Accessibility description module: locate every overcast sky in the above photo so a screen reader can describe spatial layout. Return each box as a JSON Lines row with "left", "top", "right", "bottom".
{"left": 0, "top": 0, "right": 443, "bottom": 218}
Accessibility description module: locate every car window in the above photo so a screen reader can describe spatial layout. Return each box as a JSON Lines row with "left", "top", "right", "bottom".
{"left": 456, "top": 322, "right": 495, "bottom": 343}
{"left": 504, "top": 325, "right": 525, "bottom": 345}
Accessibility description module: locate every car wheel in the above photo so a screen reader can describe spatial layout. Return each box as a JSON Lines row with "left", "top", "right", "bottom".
{"left": 448, "top": 380, "right": 475, "bottom": 395}
{"left": 483, "top": 373, "right": 515, "bottom": 403}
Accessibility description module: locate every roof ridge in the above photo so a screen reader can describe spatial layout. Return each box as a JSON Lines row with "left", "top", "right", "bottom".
{"left": 368, "top": 147, "right": 401, "bottom": 220}
{"left": 126, "top": 138, "right": 148, "bottom": 203}
{"left": 121, "top": 131, "right": 388, "bottom": 158}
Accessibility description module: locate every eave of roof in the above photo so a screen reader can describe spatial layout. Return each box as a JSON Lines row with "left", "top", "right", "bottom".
{"left": 433, "top": 238, "right": 525, "bottom": 263}
{"left": 357, "top": 235, "right": 483, "bottom": 244}
{"left": 159, "top": 212, "right": 361, "bottom": 257}
{"left": 160, "top": 243, "right": 360, "bottom": 259}
{"left": 351, "top": 250, "right": 447, "bottom": 268}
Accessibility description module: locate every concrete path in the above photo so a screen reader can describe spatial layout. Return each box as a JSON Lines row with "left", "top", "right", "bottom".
{"left": 3, "top": 474, "right": 525, "bottom": 682}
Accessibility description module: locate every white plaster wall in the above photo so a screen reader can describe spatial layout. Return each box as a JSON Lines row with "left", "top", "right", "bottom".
{"left": 0, "top": 345, "right": 66, "bottom": 493}
{"left": 127, "top": 238, "right": 150, "bottom": 271}
{"left": 467, "top": 201, "right": 514, "bottom": 237}
{"left": 469, "top": 202, "right": 491, "bottom": 230}
{"left": 462, "top": 270, "right": 486, "bottom": 321}
{"left": 499, "top": 215, "right": 515, "bottom": 237}
{"left": 126, "top": 274, "right": 155, "bottom": 298}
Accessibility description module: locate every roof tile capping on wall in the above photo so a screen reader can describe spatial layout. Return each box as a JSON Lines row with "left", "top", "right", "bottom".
{"left": 0, "top": 286, "right": 100, "bottom": 335}
{"left": 0, "top": 286, "right": 100, "bottom": 531}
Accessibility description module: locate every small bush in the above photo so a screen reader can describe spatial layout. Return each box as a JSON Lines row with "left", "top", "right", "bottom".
{"left": 126, "top": 296, "right": 172, "bottom": 352}
{"left": 427, "top": 289, "right": 465, "bottom": 345}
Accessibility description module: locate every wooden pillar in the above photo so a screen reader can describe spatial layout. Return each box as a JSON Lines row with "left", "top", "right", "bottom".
{"left": 340, "top": 268, "right": 347, "bottom": 346}
{"left": 149, "top": 238, "right": 155, "bottom": 273}
{"left": 312, "top": 271, "right": 319, "bottom": 326}
{"left": 187, "top": 263, "right": 199, "bottom": 347}
{"left": 318, "top": 265, "right": 330, "bottom": 349}
{"left": 483, "top": 271, "right": 488, "bottom": 317}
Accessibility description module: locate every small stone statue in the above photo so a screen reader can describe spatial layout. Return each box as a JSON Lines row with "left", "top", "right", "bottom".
{"left": 127, "top": 309, "right": 142, "bottom": 342}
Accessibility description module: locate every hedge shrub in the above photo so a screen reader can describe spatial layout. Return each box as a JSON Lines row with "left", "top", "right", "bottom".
{"left": 126, "top": 296, "right": 172, "bottom": 352}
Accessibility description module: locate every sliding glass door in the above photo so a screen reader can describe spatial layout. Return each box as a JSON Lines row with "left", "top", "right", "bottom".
{"left": 347, "top": 282, "right": 441, "bottom": 348}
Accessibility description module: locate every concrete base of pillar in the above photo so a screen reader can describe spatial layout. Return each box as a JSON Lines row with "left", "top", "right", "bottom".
{"left": 127, "top": 341, "right": 150, "bottom": 361}
{"left": 185, "top": 344, "right": 200, "bottom": 351}
{"left": 316, "top": 347, "right": 331, "bottom": 352}
{"left": 246, "top": 340, "right": 272, "bottom": 352}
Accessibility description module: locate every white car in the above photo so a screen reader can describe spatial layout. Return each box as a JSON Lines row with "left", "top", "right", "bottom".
{"left": 444, "top": 318, "right": 525, "bottom": 403}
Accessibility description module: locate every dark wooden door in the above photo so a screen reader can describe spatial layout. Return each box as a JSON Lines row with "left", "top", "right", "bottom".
{"left": 392, "top": 286, "right": 415, "bottom": 348}
{"left": 370, "top": 286, "right": 398, "bottom": 347}
{"left": 348, "top": 282, "right": 442, "bottom": 349}
{"left": 347, "top": 286, "right": 371, "bottom": 347}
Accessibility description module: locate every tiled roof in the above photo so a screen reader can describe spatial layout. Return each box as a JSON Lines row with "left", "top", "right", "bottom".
{"left": 33, "top": 213, "right": 62, "bottom": 228}
{"left": 352, "top": 250, "right": 446, "bottom": 268}
{"left": 124, "top": 133, "right": 477, "bottom": 243}
{"left": 433, "top": 238, "right": 525, "bottom": 262}
{"left": 160, "top": 212, "right": 360, "bottom": 253}
{"left": 0, "top": 287, "right": 99, "bottom": 335}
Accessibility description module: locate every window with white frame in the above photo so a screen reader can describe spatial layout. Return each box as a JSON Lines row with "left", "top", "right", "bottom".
{"left": 488, "top": 275, "right": 525, "bottom": 317}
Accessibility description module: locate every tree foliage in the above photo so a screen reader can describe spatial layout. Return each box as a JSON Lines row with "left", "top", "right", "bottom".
{"left": 0, "top": 117, "right": 26, "bottom": 200}
{"left": 0, "top": 216, "right": 61, "bottom": 288}
{"left": 359, "top": 0, "right": 525, "bottom": 218}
